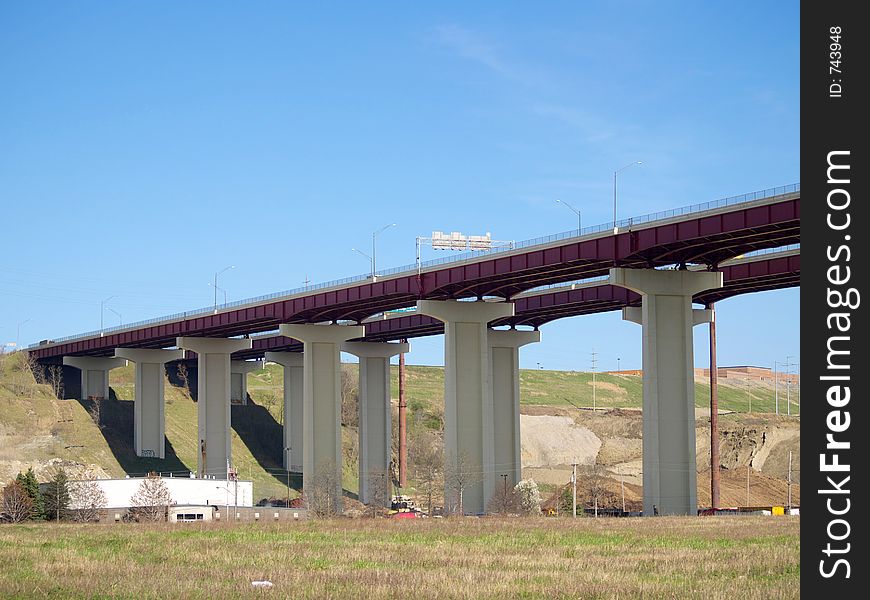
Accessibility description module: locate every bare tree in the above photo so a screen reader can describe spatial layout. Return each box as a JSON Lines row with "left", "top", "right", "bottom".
{"left": 86, "top": 396, "right": 103, "bottom": 428}
{"left": 129, "top": 477, "right": 172, "bottom": 522}
{"left": 366, "top": 469, "right": 391, "bottom": 517}
{"left": 11, "top": 352, "right": 37, "bottom": 398}
{"left": 582, "top": 465, "right": 616, "bottom": 516}
{"left": 47, "top": 365, "right": 64, "bottom": 399}
{"left": 340, "top": 365, "right": 359, "bottom": 428}
{"left": 1, "top": 481, "right": 34, "bottom": 523}
{"left": 444, "top": 451, "right": 482, "bottom": 516}
{"left": 343, "top": 435, "right": 359, "bottom": 478}
{"left": 410, "top": 430, "right": 442, "bottom": 516}
{"left": 487, "top": 477, "right": 519, "bottom": 515}
{"left": 69, "top": 480, "right": 108, "bottom": 522}
{"left": 305, "top": 460, "right": 341, "bottom": 518}
{"left": 176, "top": 363, "right": 190, "bottom": 393}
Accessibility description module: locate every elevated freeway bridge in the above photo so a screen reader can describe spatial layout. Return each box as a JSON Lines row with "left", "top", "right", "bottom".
{"left": 28, "top": 183, "right": 800, "bottom": 517}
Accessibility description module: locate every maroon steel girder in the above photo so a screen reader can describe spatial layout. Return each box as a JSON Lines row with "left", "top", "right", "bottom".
{"left": 30, "top": 196, "right": 798, "bottom": 361}
{"left": 230, "top": 252, "right": 800, "bottom": 358}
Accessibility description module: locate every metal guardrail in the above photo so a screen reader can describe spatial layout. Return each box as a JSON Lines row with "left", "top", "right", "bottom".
{"left": 29, "top": 183, "right": 799, "bottom": 349}
{"left": 737, "top": 244, "right": 800, "bottom": 258}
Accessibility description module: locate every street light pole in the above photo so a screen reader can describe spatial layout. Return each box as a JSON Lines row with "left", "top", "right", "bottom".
{"left": 16, "top": 318, "right": 32, "bottom": 350}
{"left": 372, "top": 223, "right": 397, "bottom": 279}
{"left": 613, "top": 161, "right": 642, "bottom": 234}
{"left": 555, "top": 199, "right": 582, "bottom": 232}
{"left": 352, "top": 248, "right": 374, "bottom": 277}
{"left": 100, "top": 296, "right": 115, "bottom": 335}
{"left": 213, "top": 266, "right": 235, "bottom": 311}
{"left": 106, "top": 307, "right": 122, "bottom": 327}
{"left": 209, "top": 283, "right": 228, "bottom": 306}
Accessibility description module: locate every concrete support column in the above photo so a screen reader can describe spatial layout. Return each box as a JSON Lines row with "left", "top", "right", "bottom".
{"left": 264, "top": 352, "right": 304, "bottom": 473}
{"left": 488, "top": 329, "right": 541, "bottom": 491}
{"left": 62, "top": 356, "right": 127, "bottom": 401}
{"left": 231, "top": 359, "right": 264, "bottom": 405}
{"left": 417, "top": 300, "right": 514, "bottom": 515}
{"left": 176, "top": 337, "right": 252, "bottom": 479}
{"left": 114, "top": 348, "right": 184, "bottom": 459}
{"left": 342, "top": 341, "right": 410, "bottom": 505}
{"left": 279, "top": 323, "right": 365, "bottom": 513}
{"left": 610, "top": 268, "right": 722, "bottom": 516}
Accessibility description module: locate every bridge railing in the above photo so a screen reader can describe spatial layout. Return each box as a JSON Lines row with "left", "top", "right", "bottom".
{"left": 29, "top": 183, "right": 799, "bottom": 349}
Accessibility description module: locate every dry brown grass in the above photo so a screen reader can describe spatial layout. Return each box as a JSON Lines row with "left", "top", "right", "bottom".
{"left": 0, "top": 516, "right": 799, "bottom": 599}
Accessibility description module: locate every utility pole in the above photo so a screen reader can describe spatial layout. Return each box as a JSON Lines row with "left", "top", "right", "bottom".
{"left": 618, "top": 465, "right": 626, "bottom": 514}
{"left": 774, "top": 361, "right": 779, "bottom": 415}
{"left": 590, "top": 350, "right": 598, "bottom": 413}
{"left": 745, "top": 378, "right": 752, "bottom": 414}
{"left": 746, "top": 465, "right": 751, "bottom": 508}
{"left": 787, "top": 450, "right": 793, "bottom": 513}
{"left": 785, "top": 356, "right": 794, "bottom": 416}
{"left": 199, "top": 439, "right": 206, "bottom": 479}
{"left": 398, "top": 340, "right": 407, "bottom": 488}
{"left": 571, "top": 463, "right": 578, "bottom": 518}
{"left": 707, "top": 302, "right": 720, "bottom": 510}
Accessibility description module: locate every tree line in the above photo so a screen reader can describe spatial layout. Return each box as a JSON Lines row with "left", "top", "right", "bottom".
{"left": 1, "top": 468, "right": 175, "bottom": 524}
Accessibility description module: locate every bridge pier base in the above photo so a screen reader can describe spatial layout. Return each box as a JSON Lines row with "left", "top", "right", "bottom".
{"left": 114, "top": 348, "right": 184, "bottom": 459}
{"left": 231, "top": 360, "right": 263, "bottom": 405}
{"left": 176, "top": 337, "right": 252, "bottom": 479}
{"left": 343, "top": 341, "right": 409, "bottom": 506}
{"left": 265, "top": 352, "right": 304, "bottom": 473}
{"left": 61, "top": 356, "right": 127, "bottom": 401}
{"left": 279, "top": 323, "right": 365, "bottom": 514}
{"left": 610, "top": 268, "right": 722, "bottom": 516}
{"left": 417, "top": 300, "right": 515, "bottom": 515}
{"left": 489, "top": 329, "right": 541, "bottom": 492}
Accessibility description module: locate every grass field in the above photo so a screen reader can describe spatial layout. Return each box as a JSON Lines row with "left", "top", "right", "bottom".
{"left": 0, "top": 516, "right": 799, "bottom": 599}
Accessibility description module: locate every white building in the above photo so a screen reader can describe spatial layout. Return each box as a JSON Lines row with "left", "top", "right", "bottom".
{"left": 66, "top": 476, "right": 254, "bottom": 509}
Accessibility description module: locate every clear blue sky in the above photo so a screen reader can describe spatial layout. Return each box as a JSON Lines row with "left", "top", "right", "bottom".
{"left": 1, "top": 2, "right": 799, "bottom": 372}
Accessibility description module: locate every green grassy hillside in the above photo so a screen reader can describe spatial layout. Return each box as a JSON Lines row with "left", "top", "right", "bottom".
{"left": 387, "top": 364, "right": 795, "bottom": 418}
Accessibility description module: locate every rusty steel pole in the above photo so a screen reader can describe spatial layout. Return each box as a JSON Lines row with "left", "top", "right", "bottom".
{"left": 398, "top": 339, "right": 407, "bottom": 488}
{"left": 708, "top": 302, "right": 720, "bottom": 510}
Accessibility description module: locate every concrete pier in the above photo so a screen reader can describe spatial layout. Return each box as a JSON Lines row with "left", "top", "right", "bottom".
{"left": 417, "top": 300, "right": 514, "bottom": 515}
{"left": 342, "top": 341, "right": 409, "bottom": 505}
{"left": 488, "top": 329, "right": 540, "bottom": 491}
{"left": 264, "top": 352, "right": 304, "bottom": 473}
{"left": 175, "top": 337, "right": 252, "bottom": 478}
{"left": 231, "top": 359, "right": 263, "bottom": 405}
{"left": 114, "top": 348, "right": 184, "bottom": 459}
{"left": 279, "top": 323, "right": 365, "bottom": 513}
{"left": 610, "top": 268, "right": 722, "bottom": 516}
{"left": 61, "top": 356, "right": 127, "bottom": 401}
